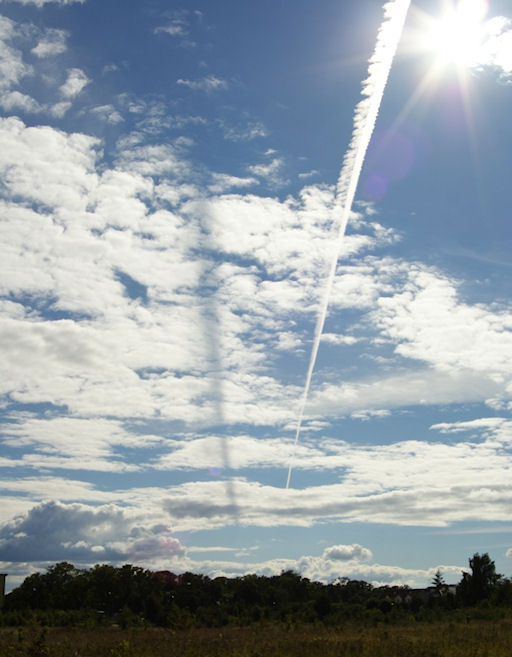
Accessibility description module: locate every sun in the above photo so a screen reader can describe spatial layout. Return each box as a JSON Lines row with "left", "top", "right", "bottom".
{"left": 421, "top": 0, "right": 489, "bottom": 71}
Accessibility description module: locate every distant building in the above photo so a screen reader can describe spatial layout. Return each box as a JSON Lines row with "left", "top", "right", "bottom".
{"left": 376, "top": 584, "right": 457, "bottom": 607}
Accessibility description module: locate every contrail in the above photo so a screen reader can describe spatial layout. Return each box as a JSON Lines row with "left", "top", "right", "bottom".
{"left": 286, "top": 0, "right": 411, "bottom": 489}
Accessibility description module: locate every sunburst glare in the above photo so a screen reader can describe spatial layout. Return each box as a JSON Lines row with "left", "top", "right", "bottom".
{"left": 419, "top": 0, "right": 489, "bottom": 71}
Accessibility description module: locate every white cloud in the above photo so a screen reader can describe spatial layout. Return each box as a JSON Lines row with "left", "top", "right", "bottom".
{"left": 1, "top": 414, "right": 510, "bottom": 579}
{"left": 323, "top": 544, "right": 372, "bottom": 562}
{"left": 298, "top": 169, "right": 320, "bottom": 180}
{"left": 2, "top": 415, "right": 163, "bottom": 471}
{"left": 155, "top": 25, "right": 186, "bottom": 37}
{"left": 275, "top": 332, "right": 303, "bottom": 352}
{"left": 248, "top": 157, "right": 283, "bottom": 180}
{"left": 177, "top": 75, "right": 228, "bottom": 92}
{"left": 0, "top": 501, "right": 184, "bottom": 563}
{"left": 0, "top": 117, "right": 100, "bottom": 212}
{"left": 321, "top": 333, "right": 359, "bottom": 346}
{"left": 0, "top": 90, "right": 42, "bottom": 113}
{"left": 431, "top": 417, "right": 508, "bottom": 435}
{"left": 153, "top": 10, "right": 198, "bottom": 47}
{"left": 374, "top": 268, "right": 512, "bottom": 380}
{"left": 476, "top": 16, "right": 512, "bottom": 78}
{"left": 176, "top": 554, "right": 463, "bottom": 588}
{"left": 1, "top": 110, "right": 511, "bottom": 536}
{"left": 50, "top": 101, "right": 72, "bottom": 117}
{"left": 0, "top": 0, "right": 85, "bottom": 5}
{"left": 31, "top": 28, "right": 68, "bottom": 57}
{"left": 1, "top": 117, "right": 472, "bottom": 435}
{"left": 115, "top": 141, "right": 190, "bottom": 177}
{"left": 307, "top": 369, "right": 501, "bottom": 421}
{"left": 0, "top": 15, "right": 33, "bottom": 91}
{"left": 90, "top": 104, "right": 124, "bottom": 124}
{"left": 59, "top": 67, "right": 90, "bottom": 98}
{"left": 160, "top": 472, "right": 512, "bottom": 531}
{"left": 208, "top": 173, "right": 258, "bottom": 193}
{"left": 222, "top": 121, "right": 269, "bottom": 142}
{"left": 183, "top": 185, "right": 369, "bottom": 279}
{"left": 350, "top": 409, "right": 391, "bottom": 421}
{"left": 0, "top": 497, "right": 463, "bottom": 587}
{"left": 0, "top": 118, "right": 509, "bottom": 436}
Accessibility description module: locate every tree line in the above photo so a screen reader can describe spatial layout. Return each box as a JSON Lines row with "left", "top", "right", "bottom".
{"left": 2, "top": 553, "right": 512, "bottom": 628}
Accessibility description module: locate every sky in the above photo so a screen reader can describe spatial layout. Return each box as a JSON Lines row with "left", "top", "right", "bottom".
{"left": 0, "top": 0, "right": 512, "bottom": 593}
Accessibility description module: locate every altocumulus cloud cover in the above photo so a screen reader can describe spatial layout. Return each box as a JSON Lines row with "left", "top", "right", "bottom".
{"left": 0, "top": 0, "right": 512, "bottom": 591}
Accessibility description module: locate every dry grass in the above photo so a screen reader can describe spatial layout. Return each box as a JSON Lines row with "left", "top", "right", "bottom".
{"left": 2, "top": 619, "right": 512, "bottom": 657}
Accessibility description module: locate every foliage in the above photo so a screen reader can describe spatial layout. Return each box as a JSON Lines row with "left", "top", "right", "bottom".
{"left": 432, "top": 569, "right": 446, "bottom": 589}
{"left": 457, "top": 552, "right": 502, "bottom": 605}
{"left": 2, "top": 553, "right": 511, "bottom": 630}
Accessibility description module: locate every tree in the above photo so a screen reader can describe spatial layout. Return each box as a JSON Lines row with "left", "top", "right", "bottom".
{"left": 431, "top": 569, "right": 448, "bottom": 595}
{"left": 432, "top": 570, "right": 446, "bottom": 588}
{"left": 457, "top": 553, "right": 502, "bottom": 605}
{"left": 5, "top": 562, "right": 85, "bottom": 610}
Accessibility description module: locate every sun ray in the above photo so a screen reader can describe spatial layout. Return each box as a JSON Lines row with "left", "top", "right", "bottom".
{"left": 384, "top": 1, "right": 490, "bottom": 191}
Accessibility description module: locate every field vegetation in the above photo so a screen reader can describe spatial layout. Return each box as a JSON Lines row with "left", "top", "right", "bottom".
{"left": 2, "top": 553, "right": 512, "bottom": 655}
{"left": 2, "top": 620, "right": 512, "bottom": 657}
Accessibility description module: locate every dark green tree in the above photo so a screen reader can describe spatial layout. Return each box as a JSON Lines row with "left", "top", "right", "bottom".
{"left": 457, "top": 553, "right": 502, "bottom": 605}
{"left": 5, "top": 562, "right": 85, "bottom": 610}
{"left": 431, "top": 569, "right": 448, "bottom": 597}
{"left": 432, "top": 570, "right": 446, "bottom": 588}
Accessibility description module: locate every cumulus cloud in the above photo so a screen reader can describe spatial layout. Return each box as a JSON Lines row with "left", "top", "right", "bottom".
{"left": 431, "top": 417, "right": 508, "bottom": 435}
{"left": 2, "top": 113, "right": 509, "bottom": 442}
{"left": 0, "top": 90, "right": 42, "bottom": 112}
{"left": 31, "top": 28, "right": 68, "bottom": 57}
{"left": 208, "top": 173, "right": 258, "bottom": 194}
{"left": 374, "top": 268, "right": 512, "bottom": 380}
{"left": 0, "top": 501, "right": 130, "bottom": 562}
{"left": 177, "top": 75, "right": 228, "bottom": 92}
{"left": 248, "top": 157, "right": 284, "bottom": 180}
{"left": 298, "top": 169, "right": 320, "bottom": 180}
{"left": 0, "top": 0, "right": 85, "bottom": 5}
{"left": 115, "top": 141, "right": 190, "bottom": 177}
{"left": 0, "top": 15, "right": 33, "bottom": 91}
{"left": 476, "top": 16, "right": 512, "bottom": 79}
{"left": 0, "top": 501, "right": 185, "bottom": 563}
{"left": 323, "top": 544, "right": 372, "bottom": 562}
{"left": 89, "top": 104, "right": 124, "bottom": 124}
{"left": 0, "top": 0, "right": 510, "bottom": 597}
{"left": 153, "top": 9, "right": 199, "bottom": 47}
{"left": 193, "top": 552, "right": 462, "bottom": 588}
{"left": 0, "top": 499, "right": 461, "bottom": 588}
{"left": 4, "top": 410, "right": 512, "bottom": 535}
{"left": 221, "top": 121, "right": 269, "bottom": 142}
{"left": 0, "top": 117, "right": 100, "bottom": 212}
{"left": 49, "top": 100, "right": 72, "bottom": 117}
{"left": 0, "top": 51, "right": 510, "bottom": 593}
{"left": 2, "top": 415, "right": 163, "bottom": 471}
{"left": 159, "top": 464, "right": 512, "bottom": 531}
{"left": 155, "top": 25, "right": 187, "bottom": 37}
{"left": 321, "top": 333, "right": 359, "bottom": 346}
{"left": 59, "top": 67, "right": 90, "bottom": 98}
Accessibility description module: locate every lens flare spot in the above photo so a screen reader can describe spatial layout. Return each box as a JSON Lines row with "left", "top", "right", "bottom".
{"left": 363, "top": 174, "right": 388, "bottom": 201}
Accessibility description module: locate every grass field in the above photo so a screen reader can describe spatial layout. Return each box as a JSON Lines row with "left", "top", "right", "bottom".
{"left": 2, "top": 620, "right": 512, "bottom": 657}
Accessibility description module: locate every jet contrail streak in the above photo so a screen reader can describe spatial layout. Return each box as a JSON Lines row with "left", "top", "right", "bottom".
{"left": 286, "top": 0, "right": 411, "bottom": 489}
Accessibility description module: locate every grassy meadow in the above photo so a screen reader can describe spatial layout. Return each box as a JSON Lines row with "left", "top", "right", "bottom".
{"left": 2, "top": 620, "right": 512, "bottom": 657}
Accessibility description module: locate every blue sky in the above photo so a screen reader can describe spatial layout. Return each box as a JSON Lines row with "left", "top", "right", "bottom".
{"left": 1, "top": 0, "right": 512, "bottom": 592}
